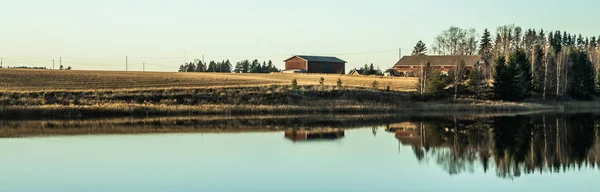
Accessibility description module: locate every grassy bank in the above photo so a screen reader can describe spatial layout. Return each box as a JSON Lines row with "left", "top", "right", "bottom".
{"left": 2, "top": 69, "right": 600, "bottom": 119}
{"left": 0, "top": 84, "right": 592, "bottom": 119}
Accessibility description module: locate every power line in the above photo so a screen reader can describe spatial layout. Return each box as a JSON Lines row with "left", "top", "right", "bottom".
{"left": 61, "top": 56, "right": 123, "bottom": 59}
{"left": 0, "top": 60, "right": 53, "bottom": 64}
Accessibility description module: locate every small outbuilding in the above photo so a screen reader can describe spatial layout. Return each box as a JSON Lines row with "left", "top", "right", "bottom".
{"left": 284, "top": 55, "right": 346, "bottom": 74}
{"left": 349, "top": 69, "right": 365, "bottom": 76}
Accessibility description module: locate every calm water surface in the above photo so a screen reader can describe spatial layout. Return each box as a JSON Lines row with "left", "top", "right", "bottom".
{"left": 1, "top": 114, "right": 599, "bottom": 192}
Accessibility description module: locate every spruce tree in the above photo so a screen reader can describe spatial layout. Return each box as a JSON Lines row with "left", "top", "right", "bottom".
{"left": 223, "top": 60, "right": 232, "bottom": 72}
{"left": 411, "top": 40, "right": 428, "bottom": 56}
{"left": 186, "top": 62, "right": 196, "bottom": 72}
{"left": 590, "top": 36, "right": 597, "bottom": 48}
{"left": 569, "top": 51, "right": 595, "bottom": 100}
{"left": 532, "top": 44, "right": 545, "bottom": 92}
{"left": 493, "top": 56, "right": 510, "bottom": 100}
{"left": 261, "top": 61, "right": 268, "bottom": 73}
{"left": 479, "top": 29, "right": 493, "bottom": 79}
{"left": 242, "top": 60, "right": 250, "bottom": 73}
{"left": 207, "top": 61, "right": 217, "bottom": 72}
{"left": 467, "top": 65, "right": 484, "bottom": 98}
{"left": 510, "top": 49, "right": 532, "bottom": 99}
{"left": 538, "top": 29, "right": 546, "bottom": 45}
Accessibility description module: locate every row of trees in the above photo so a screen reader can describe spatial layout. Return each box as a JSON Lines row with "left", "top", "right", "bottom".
{"left": 178, "top": 59, "right": 279, "bottom": 73}
{"left": 488, "top": 25, "right": 600, "bottom": 101}
{"left": 233, "top": 60, "right": 279, "bottom": 73}
{"left": 354, "top": 63, "right": 383, "bottom": 75}
{"left": 415, "top": 25, "right": 600, "bottom": 101}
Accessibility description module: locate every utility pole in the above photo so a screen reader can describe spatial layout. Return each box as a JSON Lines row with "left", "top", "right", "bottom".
{"left": 143, "top": 63, "right": 145, "bottom": 72}
{"left": 125, "top": 55, "right": 128, "bottom": 71}
{"left": 202, "top": 55, "right": 205, "bottom": 65}
{"left": 399, "top": 48, "right": 402, "bottom": 60}
{"left": 1, "top": 57, "right": 3, "bottom": 68}
{"left": 52, "top": 59, "right": 55, "bottom": 69}
{"left": 59, "top": 57, "right": 62, "bottom": 69}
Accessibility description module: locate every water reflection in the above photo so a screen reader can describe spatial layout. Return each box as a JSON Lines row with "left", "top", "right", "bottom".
{"left": 284, "top": 128, "right": 345, "bottom": 142}
{"left": 391, "top": 113, "right": 600, "bottom": 179}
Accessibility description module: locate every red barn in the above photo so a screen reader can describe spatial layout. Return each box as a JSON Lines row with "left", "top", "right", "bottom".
{"left": 284, "top": 55, "right": 346, "bottom": 74}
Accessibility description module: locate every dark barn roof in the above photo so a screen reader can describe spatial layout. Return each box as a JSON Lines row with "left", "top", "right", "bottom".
{"left": 393, "top": 55, "right": 481, "bottom": 67}
{"left": 285, "top": 55, "right": 346, "bottom": 63}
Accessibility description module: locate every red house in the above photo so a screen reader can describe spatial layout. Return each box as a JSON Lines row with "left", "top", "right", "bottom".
{"left": 392, "top": 55, "right": 482, "bottom": 77}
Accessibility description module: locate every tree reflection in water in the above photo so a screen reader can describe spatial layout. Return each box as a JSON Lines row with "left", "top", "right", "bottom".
{"left": 392, "top": 113, "right": 600, "bottom": 179}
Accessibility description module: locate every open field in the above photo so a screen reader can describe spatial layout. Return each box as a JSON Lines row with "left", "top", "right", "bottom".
{"left": 0, "top": 69, "right": 418, "bottom": 91}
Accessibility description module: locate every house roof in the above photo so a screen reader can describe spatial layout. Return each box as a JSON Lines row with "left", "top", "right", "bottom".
{"left": 350, "top": 69, "right": 364, "bottom": 74}
{"left": 285, "top": 55, "right": 346, "bottom": 63}
{"left": 393, "top": 55, "right": 481, "bottom": 67}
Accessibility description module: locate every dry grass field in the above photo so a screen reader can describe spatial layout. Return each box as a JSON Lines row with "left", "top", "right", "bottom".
{"left": 0, "top": 69, "right": 417, "bottom": 92}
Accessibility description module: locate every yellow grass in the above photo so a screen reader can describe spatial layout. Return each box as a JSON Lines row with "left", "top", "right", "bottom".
{"left": 0, "top": 69, "right": 417, "bottom": 92}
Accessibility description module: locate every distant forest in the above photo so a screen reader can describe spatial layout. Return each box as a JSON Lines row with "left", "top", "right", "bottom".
{"left": 178, "top": 59, "right": 279, "bottom": 73}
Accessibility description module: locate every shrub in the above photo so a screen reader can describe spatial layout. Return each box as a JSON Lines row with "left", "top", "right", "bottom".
{"left": 371, "top": 80, "right": 379, "bottom": 90}
{"left": 291, "top": 79, "right": 298, "bottom": 90}
{"left": 319, "top": 77, "right": 325, "bottom": 90}
{"left": 336, "top": 78, "right": 343, "bottom": 89}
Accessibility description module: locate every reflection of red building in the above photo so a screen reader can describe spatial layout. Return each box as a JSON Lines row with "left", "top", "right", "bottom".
{"left": 284, "top": 129, "right": 345, "bottom": 142}
{"left": 392, "top": 55, "right": 482, "bottom": 77}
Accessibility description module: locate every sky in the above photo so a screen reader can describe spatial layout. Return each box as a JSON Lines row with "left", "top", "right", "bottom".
{"left": 1, "top": 0, "right": 599, "bottom": 72}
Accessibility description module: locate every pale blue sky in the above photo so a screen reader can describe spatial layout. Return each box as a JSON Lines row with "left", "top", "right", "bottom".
{"left": 1, "top": 0, "right": 599, "bottom": 72}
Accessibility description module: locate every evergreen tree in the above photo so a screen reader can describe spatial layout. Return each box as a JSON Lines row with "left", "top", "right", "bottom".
{"left": 510, "top": 49, "right": 532, "bottom": 99}
{"left": 234, "top": 62, "right": 243, "bottom": 73}
{"left": 242, "top": 60, "right": 250, "bottom": 73}
{"left": 467, "top": 65, "right": 484, "bottom": 98}
{"left": 538, "top": 29, "right": 546, "bottom": 46}
{"left": 427, "top": 71, "right": 449, "bottom": 97}
{"left": 577, "top": 34, "right": 585, "bottom": 48}
{"left": 178, "top": 64, "right": 186, "bottom": 72}
{"left": 493, "top": 56, "right": 514, "bottom": 101}
{"left": 514, "top": 26, "right": 522, "bottom": 49}
{"left": 553, "top": 31, "right": 562, "bottom": 52}
{"left": 532, "top": 44, "right": 545, "bottom": 92}
{"left": 569, "top": 51, "right": 595, "bottom": 100}
{"left": 267, "top": 60, "right": 278, "bottom": 72}
{"left": 479, "top": 29, "right": 493, "bottom": 79}
{"left": 411, "top": 40, "right": 428, "bottom": 56}
{"left": 186, "top": 62, "right": 196, "bottom": 72}
{"left": 196, "top": 61, "right": 206, "bottom": 72}
{"left": 591, "top": 36, "right": 598, "bottom": 48}
{"left": 261, "top": 61, "right": 268, "bottom": 73}
{"left": 222, "top": 60, "right": 232, "bottom": 72}
{"left": 563, "top": 32, "right": 569, "bottom": 46}
{"left": 207, "top": 61, "right": 217, "bottom": 72}
{"left": 249, "top": 59, "right": 260, "bottom": 73}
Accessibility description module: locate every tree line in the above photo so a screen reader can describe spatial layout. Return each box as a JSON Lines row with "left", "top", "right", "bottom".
{"left": 178, "top": 59, "right": 280, "bottom": 73}
{"left": 414, "top": 24, "right": 600, "bottom": 101}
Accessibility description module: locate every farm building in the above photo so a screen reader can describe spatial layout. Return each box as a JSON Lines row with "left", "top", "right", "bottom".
{"left": 392, "top": 55, "right": 482, "bottom": 77}
{"left": 349, "top": 69, "right": 364, "bottom": 76}
{"left": 284, "top": 55, "right": 346, "bottom": 74}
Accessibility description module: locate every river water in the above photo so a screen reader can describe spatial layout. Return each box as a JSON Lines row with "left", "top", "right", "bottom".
{"left": 1, "top": 113, "right": 599, "bottom": 191}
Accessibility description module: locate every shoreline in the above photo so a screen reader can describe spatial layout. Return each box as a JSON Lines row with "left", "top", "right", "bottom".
{"left": 2, "top": 100, "right": 600, "bottom": 120}
{"left": 2, "top": 85, "right": 600, "bottom": 119}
